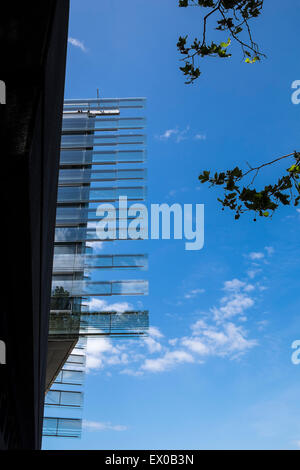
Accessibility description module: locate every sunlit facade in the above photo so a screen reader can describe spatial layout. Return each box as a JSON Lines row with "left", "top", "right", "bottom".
{"left": 42, "top": 98, "right": 148, "bottom": 439}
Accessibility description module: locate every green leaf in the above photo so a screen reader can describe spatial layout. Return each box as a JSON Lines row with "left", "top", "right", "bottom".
{"left": 245, "top": 56, "right": 259, "bottom": 64}
{"left": 220, "top": 38, "right": 231, "bottom": 48}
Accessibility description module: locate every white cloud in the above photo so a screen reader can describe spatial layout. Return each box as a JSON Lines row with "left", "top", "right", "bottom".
{"left": 249, "top": 252, "right": 265, "bottom": 260}
{"left": 191, "top": 319, "right": 207, "bottom": 334}
{"left": 166, "top": 186, "right": 188, "bottom": 199}
{"left": 140, "top": 316, "right": 257, "bottom": 372}
{"left": 223, "top": 279, "right": 246, "bottom": 291}
{"left": 212, "top": 279, "right": 256, "bottom": 322}
{"left": 159, "top": 128, "right": 178, "bottom": 140}
{"left": 184, "top": 288, "right": 205, "bottom": 299}
{"left": 244, "top": 284, "right": 255, "bottom": 292}
{"left": 216, "top": 293, "right": 254, "bottom": 320}
{"left": 84, "top": 263, "right": 262, "bottom": 375}
{"left": 86, "top": 355, "right": 102, "bottom": 370}
{"left": 83, "top": 420, "right": 127, "bottom": 432}
{"left": 142, "top": 326, "right": 164, "bottom": 354}
{"left": 176, "top": 126, "right": 190, "bottom": 143}
{"left": 87, "top": 337, "right": 116, "bottom": 355}
{"left": 120, "top": 368, "right": 143, "bottom": 377}
{"left": 194, "top": 133, "right": 206, "bottom": 140}
{"left": 68, "top": 37, "right": 88, "bottom": 53}
{"left": 148, "top": 326, "right": 164, "bottom": 339}
{"left": 247, "top": 268, "right": 262, "bottom": 279}
{"left": 141, "top": 350, "right": 195, "bottom": 372}
{"left": 264, "top": 246, "right": 274, "bottom": 256}
{"left": 86, "top": 337, "right": 127, "bottom": 372}
{"left": 156, "top": 126, "right": 205, "bottom": 144}
{"left": 187, "top": 320, "right": 257, "bottom": 358}
{"left": 256, "top": 320, "right": 269, "bottom": 331}
{"left": 168, "top": 338, "right": 179, "bottom": 346}
{"left": 181, "top": 337, "right": 210, "bottom": 355}
{"left": 223, "top": 279, "right": 254, "bottom": 294}
{"left": 144, "top": 337, "right": 162, "bottom": 353}
{"left": 258, "top": 285, "right": 268, "bottom": 291}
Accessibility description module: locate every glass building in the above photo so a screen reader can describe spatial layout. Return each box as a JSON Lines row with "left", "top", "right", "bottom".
{"left": 43, "top": 97, "right": 149, "bottom": 439}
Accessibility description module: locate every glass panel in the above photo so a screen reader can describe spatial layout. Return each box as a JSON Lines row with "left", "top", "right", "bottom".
{"left": 112, "top": 280, "right": 149, "bottom": 295}
{"left": 60, "top": 149, "right": 146, "bottom": 166}
{"left": 61, "top": 391, "right": 82, "bottom": 407}
{"left": 45, "top": 391, "right": 83, "bottom": 408}
{"left": 56, "top": 206, "right": 145, "bottom": 226}
{"left": 58, "top": 418, "right": 82, "bottom": 438}
{"left": 61, "top": 134, "right": 145, "bottom": 148}
{"left": 58, "top": 168, "right": 146, "bottom": 184}
{"left": 60, "top": 149, "right": 93, "bottom": 165}
{"left": 54, "top": 369, "right": 84, "bottom": 385}
{"left": 92, "top": 150, "right": 146, "bottom": 164}
{"left": 61, "top": 135, "right": 95, "bottom": 148}
{"left": 43, "top": 417, "right": 58, "bottom": 436}
{"left": 62, "top": 117, "right": 92, "bottom": 132}
{"left": 48, "top": 311, "right": 81, "bottom": 334}
{"left": 113, "top": 254, "right": 148, "bottom": 269}
{"left": 63, "top": 97, "right": 146, "bottom": 109}
{"left": 79, "top": 311, "right": 149, "bottom": 335}
{"left": 42, "top": 418, "right": 82, "bottom": 438}
{"left": 54, "top": 245, "right": 77, "bottom": 255}
{"left": 53, "top": 254, "right": 148, "bottom": 271}
{"left": 45, "top": 390, "right": 60, "bottom": 406}
{"left": 55, "top": 227, "right": 104, "bottom": 242}
{"left": 56, "top": 207, "right": 89, "bottom": 225}
{"left": 51, "top": 280, "right": 148, "bottom": 297}
{"left": 62, "top": 117, "right": 146, "bottom": 132}
{"left": 57, "top": 186, "right": 146, "bottom": 203}
{"left": 55, "top": 226, "right": 147, "bottom": 242}
{"left": 67, "top": 354, "right": 85, "bottom": 365}
{"left": 48, "top": 310, "right": 149, "bottom": 336}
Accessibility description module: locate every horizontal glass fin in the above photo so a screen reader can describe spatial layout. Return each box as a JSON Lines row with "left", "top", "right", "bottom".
{"left": 53, "top": 254, "right": 148, "bottom": 272}
{"left": 58, "top": 168, "right": 146, "bottom": 184}
{"left": 55, "top": 206, "right": 144, "bottom": 226}
{"left": 63, "top": 97, "right": 146, "bottom": 110}
{"left": 80, "top": 311, "right": 149, "bottom": 335}
{"left": 54, "top": 226, "right": 147, "bottom": 242}
{"left": 57, "top": 186, "right": 146, "bottom": 203}
{"left": 60, "top": 149, "right": 146, "bottom": 165}
{"left": 62, "top": 117, "right": 146, "bottom": 132}
{"left": 51, "top": 280, "right": 148, "bottom": 297}
{"left": 49, "top": 311, "right": 149, "bottom": 337}
{"left": 61, "top": 134, "right": 145, "bottom": 149}
{"left": 45, "top": 390, "right": 83, "bottom": 408}
{"left": 42, "top": 417, "right": 82, "bottom": 438}
{"left": 54, "top": 369, "right": 84, "bottom": 385}
{"left": 66, "top": 354, "right": 86, "bottom": 365}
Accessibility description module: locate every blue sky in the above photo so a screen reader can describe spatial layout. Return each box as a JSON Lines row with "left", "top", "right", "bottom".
{"left": 43, "top": 0, "right": 300, "bottom": 450}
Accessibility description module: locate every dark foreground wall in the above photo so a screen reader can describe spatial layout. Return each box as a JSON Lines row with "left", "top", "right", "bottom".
{"left": 0, "top": 1, "right": 69, "bottom": 449}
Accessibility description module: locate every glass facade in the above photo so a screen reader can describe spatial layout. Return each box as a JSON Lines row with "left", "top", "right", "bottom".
{"left": 43, "top": 97, "right": 148, "bottom": 439}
